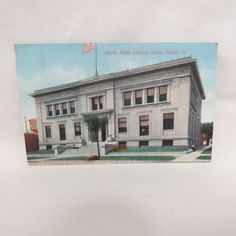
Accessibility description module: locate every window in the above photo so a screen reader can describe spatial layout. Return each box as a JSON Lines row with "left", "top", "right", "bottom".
{"left": 46, "top": 145, "right": 52, "bottom": 150}
{"left": 162, "top": 140, "right": 173, "bottom": 146}
{"left": 70, "top": 101, "right": 76, "bottom": 114}
{"left": 54, "top": 104, "right": 60, "bottom": 116}
{"left": 74, "top": 122, "right": 81, "bottom": 136}
{"left": 59, "top": 124, "right": 66, "bottom": 140}
{"left": 62, "top": 102, "right": 68, "bottom": 115}
{"left": 118, "top": 117, "right": 127, "bottom": 133}
{"left": 163, "top": 112, "right": 174, "bottom": 130}
{"left": 91, "top": 96, "right": 103, "bottom": 110}
{"left": 147, "top": 88, "right": 154, "bottom": 103}
{"left": 45, "top": 125, "right": 51, "bottom": 138}
{"left": 139, "top": 115, "right": 149, "bottom": 136}
{"left": 159, "top": 85, "right": 167, "bottom": 102}
{"left": 135, "top": 90, "right": 143, "bottom": 105}
{"left": 119, "top": 141, "right": 127, "bottom": 147}
{"left": 139, "top": 141, "right": 149, "bottom": 147}
{"left": 123, "top": 91, "right": 131, "bottom": 106}
{"left": 98, "top": 97, "right": 103, "bottom": 110}
{"left": 47, "top": 105, "right": 53, "bottom": 117}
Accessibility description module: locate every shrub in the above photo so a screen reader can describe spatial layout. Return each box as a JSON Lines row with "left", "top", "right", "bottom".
{"left": 111, "top": 144, "right": 127, "bottom": 152}
{"left": 87, "top": 155, "right": 100, "bottom": 161}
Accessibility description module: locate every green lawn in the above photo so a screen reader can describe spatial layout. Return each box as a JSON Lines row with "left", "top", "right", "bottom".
{"left": 27, "top": 155, "right": 54, "bottom": 161}
{"left": 27, "top": 149, "right": 54, "bottom": 155}
{"left": 116, "top": 146, "right": 188, "bottom": 153}
{"left": 196, "top": 155, "right": 212, "bottom": 160}
{"left": 27, "top": 155, "right": 87, "bottom": 161}
{"left": 201, "top": 147, "right": 212, "bottom": 154}
{"left": 101, "top": 155, "right": 175, "bottom": 161}
{"left": 28, "top": 155, "right": 176, "bottom": 162}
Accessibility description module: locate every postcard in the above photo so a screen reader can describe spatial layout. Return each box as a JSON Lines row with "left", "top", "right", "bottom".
{"left": 15, "top": 43, "right": 217, "bottom": 165}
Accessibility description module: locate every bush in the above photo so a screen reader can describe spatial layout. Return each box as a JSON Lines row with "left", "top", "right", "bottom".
{"left": 87, "top": 155, "right": 100, "bottom": 161}
{"left": 111, "top": 144, "right": 127, "bottom": 152}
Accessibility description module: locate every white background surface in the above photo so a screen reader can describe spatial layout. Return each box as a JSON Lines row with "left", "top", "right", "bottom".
{"left": 1, "top": 0, "right": 236, "bottom": 235}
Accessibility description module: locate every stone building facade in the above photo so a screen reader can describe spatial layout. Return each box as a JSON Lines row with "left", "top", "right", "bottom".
{"left": 31, "top": 57, "right": 205, "bottom": 150}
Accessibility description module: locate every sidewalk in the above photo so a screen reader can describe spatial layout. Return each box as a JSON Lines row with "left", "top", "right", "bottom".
{"left": 174, "top": 146, "right": 211, "bottom": 162}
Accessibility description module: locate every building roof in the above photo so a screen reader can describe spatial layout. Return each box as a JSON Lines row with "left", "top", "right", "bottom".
{"left": 30, "top": 57, "right": 205, "bottom": 99}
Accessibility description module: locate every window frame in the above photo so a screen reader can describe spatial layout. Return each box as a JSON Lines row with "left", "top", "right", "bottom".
{"left": 118, "top": 117, "right": 127, "bottom": 133}
{"left": 139, "top": 140, "right": 149, "bottom": 147}
{"left": 162, "top": 139, "right": 173, "bottom": 146}
{"left": 159, "top": 85, "right": 168, "bottom": 102}
{"left": 59, "top": 124, "right": 66, "bottom": 141}
{"left": 118, "top": 141, "right": 127, "bottom": 147}
{"left": 91, "top": 96, "right": 103, "bottom": 111}
{"left": 54, "top": 103, "right": 60, "bottom": 116}
{"left": 135, "top": 89, "right": 143, "bottom": 105}
{"left": 69, "top": 101, "right": 76, "bottom": 114}
{"left": 139, "top": 115, "right": 149, "bottom": 136}
{"left": 47, "top": 105, "right": 53, "bottom": 117}
{"left": 45, "top": 125, "right": 51, "bottom": 138}
{"left": 46, "top": 100, "right": 77, "bottom": 118}
{"left": 163, "top": 112, "right": 174, "bottom": 130}
{"left": 62, "top": 102, "right": 68, "bottom": 115}
{"left": 123, "top": 91, "right": 132, "bottom": 106}
{"left": 74, "top": 122, "right": 81, "bottom": 136}
{"left": 146, "top": 87, "right": 155, "bottom": 104}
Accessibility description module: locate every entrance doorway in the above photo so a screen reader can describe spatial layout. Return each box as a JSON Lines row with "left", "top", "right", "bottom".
{"left": 90, "top": 129, "right": 97, "bottom": 142}
{"left": 88, "top": 121, "right": 107, "bottom": 142}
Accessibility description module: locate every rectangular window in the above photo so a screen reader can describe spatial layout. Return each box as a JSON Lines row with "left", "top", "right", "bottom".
{"left": 123, "top": 91, "right": 131, "bottom": 106}
{"left": 139, "top": 115, "right": 149, "bottom": 136}
{"left": 91, "top": 97, "right": 98, "bottom": 110}
{"left": 46, "top": 145, "right": 52, "bottom": 150}
{"left": 59, "top": 124, "right": 66, "bottom": 140}
{"left": 45, "top": 125, "right": 51, "bottom": 138}
{"left": 118, "top": 117, "right": 127, "bottom": 133}
{"left": 139, "top": 141, "right": 149, "bottom": 147}
{"left": 54, "top": 104, "right": 60, "bottom": 116}
{"left": 47, "top": 105, "right": 53, "bottom": 117}
{"left": 74, "top": 122, "right": 81, "bottom": 136}
{"left": 119, "top": 141, "right": 127, "bottom": 147}
{"left": 99, "top": 96, "right": 103, "bottom": 110}
{"left": 135, "top": 90, "right": 143, "bottom": 105}
{"left": 159, "top": 85, "right": 167, "bottom": 102}
{"left": 91, "top": 96, "right": 103, "bottom": 110}
{"left": 70, "top": 101, "right": 76, "bottom": 114}
{"left": 62, "top": 102, "right": 68, "bottom": 115}
{"left": 163, "top": 112, "right": 174, "bottom": 130}
{"left": 147, "top": 88, "right": 154, "bottom": 103}
{"left": 162, "top": 140, "right": 173, "bottom": 146}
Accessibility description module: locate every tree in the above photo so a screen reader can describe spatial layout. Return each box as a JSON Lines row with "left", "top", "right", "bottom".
{"left": 83, "top": 114, "right": 108, "bottom": 158}
{"left": 201, "top": 122, "right": 213, "bottom": 145}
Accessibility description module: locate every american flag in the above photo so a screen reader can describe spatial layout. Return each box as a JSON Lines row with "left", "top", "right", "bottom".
{"left": 83, "top": 43, "right": 96, "bottom": 53}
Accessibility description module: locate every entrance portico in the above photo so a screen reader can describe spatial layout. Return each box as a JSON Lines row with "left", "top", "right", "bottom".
{"left": 81, "top": 109, "right": 114, "bottom": 143}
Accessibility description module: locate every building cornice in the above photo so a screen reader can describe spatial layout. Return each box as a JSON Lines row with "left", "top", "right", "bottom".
{"left": 30, "top": 57, "right": 205, "bottom": 99}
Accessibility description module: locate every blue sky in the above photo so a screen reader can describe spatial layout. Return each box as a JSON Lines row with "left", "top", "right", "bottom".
{"left": 15, "top": 43, "right": 217, "bottom": 122}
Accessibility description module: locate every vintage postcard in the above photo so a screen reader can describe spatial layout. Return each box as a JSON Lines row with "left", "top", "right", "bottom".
{"left": 15, "top": 43, "right": 217, "bottom": 165}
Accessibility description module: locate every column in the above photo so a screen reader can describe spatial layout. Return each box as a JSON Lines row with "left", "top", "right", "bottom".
{"left": 142, "top": 89, "right": 146, "bottom": 104}
{"left": 154, "top": 87, "right": 158, "bottom": 103}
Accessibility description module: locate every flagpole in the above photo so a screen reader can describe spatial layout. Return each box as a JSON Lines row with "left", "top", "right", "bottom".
{"left": 95, "top": 43, "right": 98, "bottom": 78}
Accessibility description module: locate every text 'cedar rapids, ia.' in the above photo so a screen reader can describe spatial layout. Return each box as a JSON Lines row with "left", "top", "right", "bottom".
{"left": 104, "top": 50, "right": 186, "bottom": 56}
